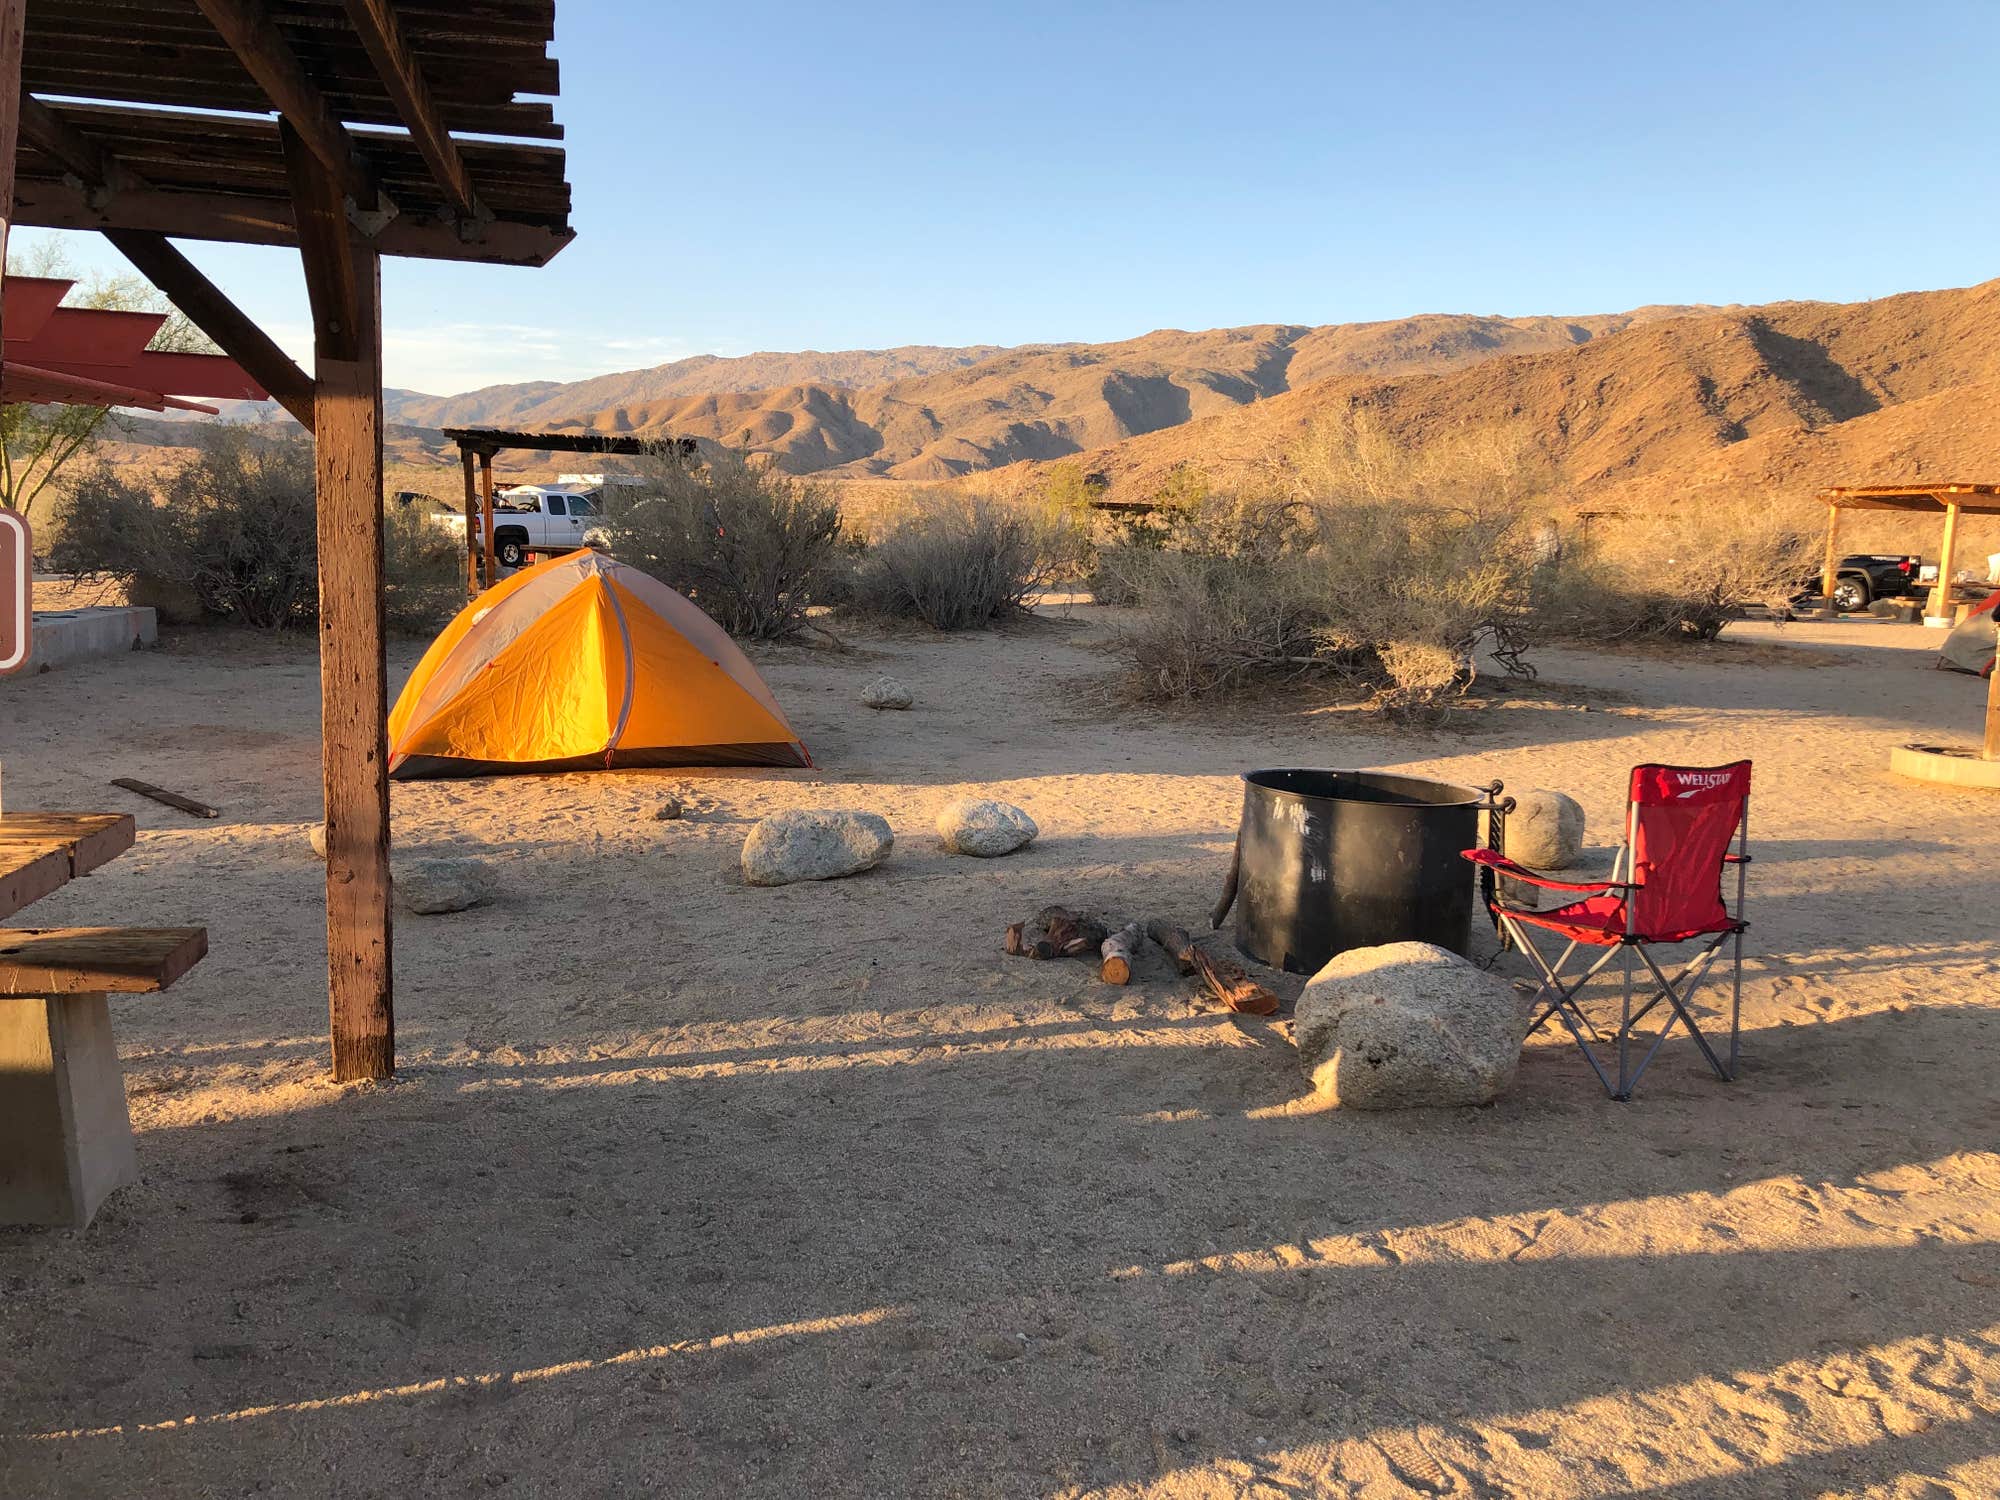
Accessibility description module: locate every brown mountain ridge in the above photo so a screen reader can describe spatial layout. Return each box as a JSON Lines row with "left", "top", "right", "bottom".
{"left": 1033, "top": 279, "right": 2000, "bottom": 509}
{"left": 377, "top": 307, "right": 1715, "bottom": 480}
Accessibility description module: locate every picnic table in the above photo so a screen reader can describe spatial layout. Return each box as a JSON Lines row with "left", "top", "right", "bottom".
{"left": 0, "top": 810, "right": 207, "bottom": 1229}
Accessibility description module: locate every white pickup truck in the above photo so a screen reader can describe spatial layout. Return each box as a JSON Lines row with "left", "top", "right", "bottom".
{"left": 435, "top": 473, "right": 642, "bottom": 569}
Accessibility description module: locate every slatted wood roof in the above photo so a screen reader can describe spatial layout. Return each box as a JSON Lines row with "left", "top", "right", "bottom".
{"left": 442, "top": 427, "right": 695, "bottom": 458}
{"left": 16, "top": 0, "right": 573, "bottom": 265}
{"left": 1820, "top": 484, "right": 2000, "bottom": 516}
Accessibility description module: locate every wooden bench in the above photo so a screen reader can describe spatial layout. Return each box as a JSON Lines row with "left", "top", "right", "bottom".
{"left": 0, "top": 813, "right": 208, "bottom": 1229}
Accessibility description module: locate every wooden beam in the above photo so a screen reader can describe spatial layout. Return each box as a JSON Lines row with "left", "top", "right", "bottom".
{"left": 102, "top": 229, "right": 316, "bottom": 429}
{"left": 1931, "top": 499, "right": 1962, "bottom": 619}
{"left": 1820, "top": 501, "right": 1841, "bottom": 613}
{"left": 0, "top": 0, "right": 23, "bottom": 351}
{"left": 194, "top": 0, "right": 387, "bottom": 218}
{"left": 18, "top": 100, "right": 316, "bottom": 428}
{"left": 284, "top": 122, "right": 393, "bottom": 1083}
{"left": 340, "top": 0, "right": 487, "bottom": 229}
{"left": 478, "top": 451, "right": 498, "bottom": 586}
{"left": 19, "top": 94, "right": 139, "bottom": 202}
{"left": 16, "top": 177, "right": 572, "bottom": 266}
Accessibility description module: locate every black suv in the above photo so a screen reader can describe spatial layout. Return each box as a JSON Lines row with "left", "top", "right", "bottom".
{"left": 1826, "top": 554, "right": 1923, "bottom": 613}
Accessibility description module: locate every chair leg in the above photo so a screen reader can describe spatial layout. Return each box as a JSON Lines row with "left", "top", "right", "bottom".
{"left": 1728, "top": 929, "right": 1743, "bottom": 1079}
{"left": 1616, "top": 947, "right": 1634, "bottom": 1100}
{"left": 1634, "top": 945, "right": 1732, "bottom": 1083}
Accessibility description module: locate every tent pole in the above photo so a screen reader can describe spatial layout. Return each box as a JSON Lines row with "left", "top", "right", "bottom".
{"left": 1931, "top": 498, "right": 1962, "bottom": 620}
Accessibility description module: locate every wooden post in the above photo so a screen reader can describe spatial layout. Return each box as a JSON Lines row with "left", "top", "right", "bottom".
{"left": 460, "top": 445, "right": 480, "bottom": 594}
{"left": 1930, "top": 499, "right": 1962, "bottom": 619}
{"left": 479, "top": 451, "right": 498, "bottom": 581}
{"left": 1986, "top": 656, "right": 2000, "bottom": 762}
{"left": 283, "top": 122, "right": 393, "bottom": 1082}
{"left": 0, "top": 0, "right": 24, "bottom": 362}
{"left": 1819, "top": 501, "right": 1841, "bottom": 612}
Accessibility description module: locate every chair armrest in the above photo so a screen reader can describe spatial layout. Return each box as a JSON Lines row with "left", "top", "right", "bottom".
{"left": 1461, "top": 848, "right": 1631, "bottom": 893}
{"left": 1724, "top": 853, "right": 1751, "bottom": 864}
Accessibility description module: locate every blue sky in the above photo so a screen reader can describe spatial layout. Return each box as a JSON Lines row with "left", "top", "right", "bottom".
{"left": 22, "top": 1, "right": 2000, "bottom": 394}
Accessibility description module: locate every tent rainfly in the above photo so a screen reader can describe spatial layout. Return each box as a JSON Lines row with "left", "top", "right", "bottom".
{"left": 389, "top": 551, "right": 810, "bottom": 778}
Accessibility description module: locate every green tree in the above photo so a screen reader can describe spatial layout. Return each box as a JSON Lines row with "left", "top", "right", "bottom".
{"left": 3, "top": 240, "right": 217, "bottom": 520}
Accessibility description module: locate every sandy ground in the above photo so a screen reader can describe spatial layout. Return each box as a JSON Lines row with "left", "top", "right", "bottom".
{"left": 2, "top": 609, "right": 1998, "bottom": 1499}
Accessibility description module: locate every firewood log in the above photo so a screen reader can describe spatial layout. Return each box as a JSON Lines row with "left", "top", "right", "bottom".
{"left": 1099, "top": 921, "right": 1144, "bottom": 984}
{"left": 1145, "top": 920, "right": 1197, "bottom": 975}
{"left": 1145, "top": 918, "right": 1279, "bottom": 1015}
{"left": 1005, "top": 905, "right": 1109, "bottom": 961}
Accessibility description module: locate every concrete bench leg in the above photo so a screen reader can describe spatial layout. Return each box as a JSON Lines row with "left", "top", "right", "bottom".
{"left": 0, "top": 994, "right": 138, "bottom": 1229}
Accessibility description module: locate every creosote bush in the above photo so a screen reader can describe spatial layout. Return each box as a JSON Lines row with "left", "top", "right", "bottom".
{"left": 844, "top": 497, "right": 1046, "bottom": 630}
{"left": 601, "top": 449, "right": 844, "bottom": 640}
{"left": 47, "top": 432, "right": 467, "bottom": 634}
{"left": 381, "top": 500, "right": 468, "bottom": 633}
{"left": 1104, "top": 411, "right": 1818, "bottom": 715}
{"left": 1534, "top": 505, "right": 1817, "bottom": 642}
{"left": 1112, "top": 496, "right": 1536, "bottom": 716}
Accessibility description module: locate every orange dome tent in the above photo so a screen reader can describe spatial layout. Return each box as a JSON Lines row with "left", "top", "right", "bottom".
{"left": 389, "top": 551, "right": 811, "bottom": 778}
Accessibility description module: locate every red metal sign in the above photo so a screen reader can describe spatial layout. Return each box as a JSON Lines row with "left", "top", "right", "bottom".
{"left": 1, "top": 509, "right": 30, "bottom": 677}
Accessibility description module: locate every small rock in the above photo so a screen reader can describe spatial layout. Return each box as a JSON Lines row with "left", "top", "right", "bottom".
{"left": 654, "top": 795, "right": 685, "bottom": 821}
{"left": 1294, "top": 941, "right": 1520, "bottom": 1109}
{"left": 394, "top": 855, "right": 496, "bottom": 915}
{"left": 307, "top": 823, "right": 328, "bottom": 859}
{"left": 742, "top": 809, "right": 893, "bottom": 886}
{"left": 1504, "top": 788, "right": 1585, "bottom": 870}
{"left": 937, "top": 797, "right": 1037, "bottom": 858}
{"left": 860, "top": 674, "right": 913, "bottom": 710}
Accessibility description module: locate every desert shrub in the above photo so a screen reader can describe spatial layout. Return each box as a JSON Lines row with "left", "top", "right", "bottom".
{"left": 1091, "top": 488, "right": 1314, "bottom": 604}
{"left": 50, "top": 435, "right": 469, "bottom": 634}
{"left": 845, "top": 498, "right": 1044, "bottom": 629}
{"left": 601, "top": 449, "right": 845, "bottom": 639}
{"left": 382, "top": 501, "right": 466, "bottom": 633}
{"left": 1112, "top": 547, "right": 1328, "bottom": 697}
{"left": 1112, "top": 496, "right": 1538, "bottom": 716}
{"left": 1534, "top": 504, "right": 1817, "bottom": 642}
{"left": 1280, "top": 408, "right": 1558, "bottom": 511}
{"left": 50, "top": 434, "right": 318, "bottom": 628}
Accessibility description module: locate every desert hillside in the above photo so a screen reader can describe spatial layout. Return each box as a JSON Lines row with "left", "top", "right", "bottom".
{"left": 1044, "top": 279, "right": 2000, "bottom": 509}
{"left": 379, "top": 343, "right": 1031, "bottom": 429}
{"left": 490, "top": 310, "right": 1714, "bottom": 480}
{"left": 104, "top": 280, "right": 2000, "bottom": 512}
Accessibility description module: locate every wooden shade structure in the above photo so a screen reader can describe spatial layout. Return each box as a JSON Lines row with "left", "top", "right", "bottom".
{"left": 1, "top": 0, "right": 576, "bottom": 1080}
{"left": 1817, "top": 484, "right": 2000, "bottom": 617}
{"left": 1818, "top": 483, "right": 2000, "bottom": 760}
{"left": 440, "top": 427, "right": 691, "bottom": 594}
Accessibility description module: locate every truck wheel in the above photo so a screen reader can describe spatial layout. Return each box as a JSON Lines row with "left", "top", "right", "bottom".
{"left": 496, "top": 537, "right": 528, "bottom": 569}
{"left": 1832, "top": 577, "right": 1870, "bottom": 613}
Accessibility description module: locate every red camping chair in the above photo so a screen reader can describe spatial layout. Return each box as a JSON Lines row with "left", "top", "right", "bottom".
{"left": 1463, "top": 762, "right": 1752, "bottom": 1100}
